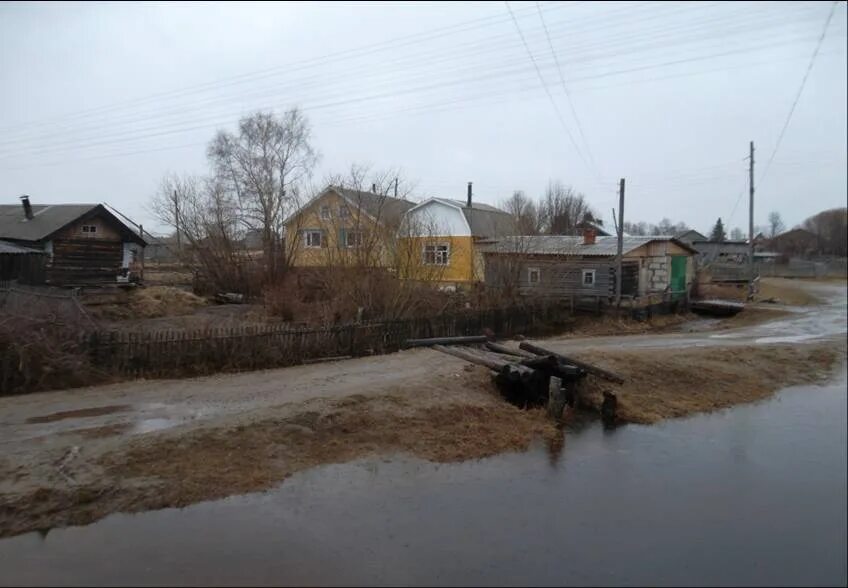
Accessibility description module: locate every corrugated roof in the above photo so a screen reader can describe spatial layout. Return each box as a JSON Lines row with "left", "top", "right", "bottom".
{"left": 0, "top": 239, "right": 44, "bottom": 254}
{"left": 0, "top": 204, "right": 98, "bottom": 242}
{"left": 331, "top": 186, "right": 416, "bottom": 226}
{"left": 480, "top": 235, "right": 697, "bottom": 256}
{"left": 0, "top": 203, "right": 146, "bottom": 246}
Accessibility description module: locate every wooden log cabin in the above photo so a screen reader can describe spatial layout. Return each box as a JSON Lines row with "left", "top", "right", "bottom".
{"left": 480, "top": 230, "right": 697, "bottom": 302}
{"left": 0, "top": 197, "right": 146, "bottom": 286}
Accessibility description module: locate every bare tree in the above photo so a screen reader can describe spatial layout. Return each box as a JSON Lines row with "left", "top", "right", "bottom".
{"left": 730, "top": 227, "right": 745, "bottom": 240}
{"left": 539, "top": 181, "right": 593, "bottom": 235}
{"left": 501, "top": 190, "right": 541, "bottom": 235}
{"left": 803, "top": 207, "right": 848, "bottom": 256}
{"left": 207, "top": 109, "right": 318, "bottom": 279}
{"left": 767, "top": 211, "right": 785, "bottom": 238}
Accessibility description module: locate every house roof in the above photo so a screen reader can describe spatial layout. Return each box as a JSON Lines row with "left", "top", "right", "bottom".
{"left": 676, "top": 229, "right": 708, "bottom": 242}
{"left": 480, "top": 235, "right": 697, "bottom": 257}
{"left": 427, "top": 198, "right": 514, "bottom": 238}
{"left": 0, "top": 203, "right": 146, "bottom": 245}
{"left": 284, "top": 186, "right": 416, "bottom": 228}
{"left": 0, "top": 239, "right": 44, "bottom": 254}
{"left": 576, "top": 220, "right": 612, "bottom": 237}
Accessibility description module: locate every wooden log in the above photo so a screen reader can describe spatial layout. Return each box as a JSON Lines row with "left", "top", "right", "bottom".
{"left": 519, "top": 341, "right": 625, "bottom": 384}
{"left": 405, "top": 335, "right": 490, "bottom": 348}
{"left": 484, "top": 341, "right": 535, "bottom": 358}
{"left": 431, "top": 345, "right": 535, "bottom": 379}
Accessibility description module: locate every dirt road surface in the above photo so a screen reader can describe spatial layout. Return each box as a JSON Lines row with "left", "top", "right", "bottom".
{"left": 0, "top": 278, "right": 844, "bottom": 538}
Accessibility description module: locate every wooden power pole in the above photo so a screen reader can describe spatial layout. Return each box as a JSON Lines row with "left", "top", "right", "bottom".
{"left": 615, "top": 178, "right": 625, "bottom": 305}
{"left": 748, "top": 141, "right": 755, "bottom": 280}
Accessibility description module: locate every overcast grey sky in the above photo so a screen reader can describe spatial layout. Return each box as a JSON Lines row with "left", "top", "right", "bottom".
{"left": 1, "top": 1, "right": 845, "bottom": 236}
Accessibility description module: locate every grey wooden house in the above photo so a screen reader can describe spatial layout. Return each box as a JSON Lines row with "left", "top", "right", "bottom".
{"left": 0, "top": 197, "right": 146, "bottom": 285}
{"left": 480, "top": 232, "right": 696, "bottom": 300}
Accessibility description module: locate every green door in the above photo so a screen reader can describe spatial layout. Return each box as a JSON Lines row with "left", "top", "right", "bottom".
{"left": 670, "top": 256, "right": 687, "bottom": 300}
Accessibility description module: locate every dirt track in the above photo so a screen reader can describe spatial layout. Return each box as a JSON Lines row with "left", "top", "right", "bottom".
{"left": 0, "top": 278, "right": 845, "bottom": 538}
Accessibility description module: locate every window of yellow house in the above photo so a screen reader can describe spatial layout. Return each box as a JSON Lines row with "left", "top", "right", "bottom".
{"left": 339, "top": 205, "right": 351, "bottom": 219}
{"left": 423, "top": 244, "right": 449, "bottom": 265}
{"left": 340, "top": 229, "right": 364, "bottom": 248}
{"left": 320, "top": 206, "right": 331, "bottom": 220}
{"left": 303, "top": 230, "right": 324, "bottom": 248}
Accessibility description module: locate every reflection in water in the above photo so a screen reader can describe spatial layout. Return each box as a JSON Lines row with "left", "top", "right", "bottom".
{"left": 1, "top": 375, "right": 846, "bottom": 587}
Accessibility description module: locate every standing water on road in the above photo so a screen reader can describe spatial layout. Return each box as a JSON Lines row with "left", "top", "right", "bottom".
{"left": 1, "top": 371, "right": 845, "bottom": 587}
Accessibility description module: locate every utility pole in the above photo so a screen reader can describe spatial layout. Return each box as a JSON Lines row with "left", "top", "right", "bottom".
{"left": 173, "top": 190, "right": 181, "bottom": 252}
{"left": 748, "top": 141, "right": 755, "bottom": 281}
{"left": 615, "top": 178, "right": 625, "bottom": 306}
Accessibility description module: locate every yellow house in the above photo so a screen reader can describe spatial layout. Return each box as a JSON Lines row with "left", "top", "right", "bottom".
{"left": 399, "top": 189, "right": 514, "bottom": 287}
{"left": 285, "top": 186, "right": 414, "bottom": 268}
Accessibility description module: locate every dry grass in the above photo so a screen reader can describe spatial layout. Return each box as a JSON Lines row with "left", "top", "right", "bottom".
{"left": 89, "top": 286, "right": 207, "bottom": 321}
{"left": 563, "top": 312, "right": 694, "bottom": 337}
{"left": 0, "top": 393, "right": 557, "bottom": 538}
{"left": 754, "top": 278, "right": 823, "bottom": 306}
{"left": 574, "top": 341, "right": 845, "bottom": 424}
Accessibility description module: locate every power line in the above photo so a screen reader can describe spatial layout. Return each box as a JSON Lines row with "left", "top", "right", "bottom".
{"left": 505, "top": 1, "right": 597, "bottom": 177}
{"left": 0, "top": 2, "right": 824, "bottom": 153}
{"left": 536, "top": 0, "right": 600, "bottom": 176}
{"left": 758, "top": 1, "right": 838, "bottom": 185}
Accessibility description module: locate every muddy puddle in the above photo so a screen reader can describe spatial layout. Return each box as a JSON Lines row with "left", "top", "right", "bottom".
{"left": 1, "top": 370, "right": 845, "bottom": 587}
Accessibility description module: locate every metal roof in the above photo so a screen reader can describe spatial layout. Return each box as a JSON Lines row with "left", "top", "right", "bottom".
{"left": 432, "top": 198, "right": 514, "bottom": 238}
{"left": 0, "top": 239, "right": 44, "bottom": 254}
{"left": 0, "top": 203, "right": 146, "bottom": 245}
{"left": 479, "top": 235, "right": 697, "bottom": 257}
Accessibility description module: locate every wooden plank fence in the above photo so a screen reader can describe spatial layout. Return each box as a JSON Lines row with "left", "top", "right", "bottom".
{"left": 84, "top": 301, "right": 576, "bottom": 378}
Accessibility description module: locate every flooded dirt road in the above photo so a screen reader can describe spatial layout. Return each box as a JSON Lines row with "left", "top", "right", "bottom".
{"left": 1, "top": 373, "right": 845, "bottom": 587}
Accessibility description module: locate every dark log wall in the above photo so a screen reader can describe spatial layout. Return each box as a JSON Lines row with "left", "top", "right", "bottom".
{"left": 46, "top": 239, "right": 122, "bottom": 285}
{"left": 484, "top": 254, "right": 617, "bottom": 297}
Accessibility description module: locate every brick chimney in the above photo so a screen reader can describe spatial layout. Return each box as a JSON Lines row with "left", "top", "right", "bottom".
{"left": 466, "top": 182, "right": 472, "bottom": 208}
{"left": 583, "top": 227, "right": 596, "bottom": 245}
{"left": 20, "top": 194, "right": 33, "bottom": 220}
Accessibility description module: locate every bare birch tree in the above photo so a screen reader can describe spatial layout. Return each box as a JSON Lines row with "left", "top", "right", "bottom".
{"left": 207, "top": 109, "right": 318, "bottom": 279}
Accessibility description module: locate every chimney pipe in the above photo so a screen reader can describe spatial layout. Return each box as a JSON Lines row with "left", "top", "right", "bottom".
{"left": 466, "top": 182, "right": 472, "bottom": 208}
{"left": 371, "top": 183, "right": 376, "bottom": 193}
{"left": 583, "top": 227, "right": 596, "bottom": 245}
{"left": 20, "top": 195, "right": 33, "bottom": 220}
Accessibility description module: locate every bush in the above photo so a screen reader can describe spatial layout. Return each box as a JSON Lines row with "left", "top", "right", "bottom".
{"left": 0, "top": 315, "right": 107, "bottom": 395}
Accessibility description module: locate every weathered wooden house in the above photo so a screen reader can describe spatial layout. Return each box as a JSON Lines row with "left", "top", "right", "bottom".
{"left": 480, "top": 231, "right": 696, "bottom": 300}
{"left": 0, "top": 197, "right": 146, "bottom": 285}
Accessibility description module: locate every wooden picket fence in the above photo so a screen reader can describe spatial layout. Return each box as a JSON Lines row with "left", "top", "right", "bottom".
{"left": 84, "top": 301, "right": 576, "bottom": 378}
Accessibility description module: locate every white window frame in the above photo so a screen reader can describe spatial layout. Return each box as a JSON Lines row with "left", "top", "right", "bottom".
{"left": 423, "top": 243, "right": 450, "bottom": 266}
{"left": 528, "top": 267, "right": 540, "bottom": 285}
{"left": 339, "top": 205, "right": 351, "bottom": 219}
{"left": 304, "top": 230, "right": 323, "bottom": 248}
{"left": 320, "top": 205, "right": 331, "bottom": 220}
{"left": 81, "top": 224, "right": 97, "bottom": 236}
{"left": 341, "top": 229, "right": 364, "bottom": 248}
{"left": 582, "top": 269, "right": 596, "bottom": 286}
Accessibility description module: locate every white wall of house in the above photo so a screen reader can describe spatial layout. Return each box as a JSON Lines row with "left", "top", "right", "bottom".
{"left": 403, "top": 199, "right": 470, "bottom": 237}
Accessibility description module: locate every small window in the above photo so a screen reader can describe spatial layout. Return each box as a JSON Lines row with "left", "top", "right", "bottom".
{"left": 528, "top": 267, "right": 540, "bottom": 285}
{"left": 582, "top": 269, "right": 596, "bottom": 286}
{"left": 320, "top": 206, "right": 331, "bottom": 220}
{"left": 340, "top": 229, "right": 364, "bottom": 248}
{"left": 423, "top": 244, "right": 449, "bottom": 265}
{"left": 339, "top": 205, "right": 351, "bottom": 219}
{"left": 304, "top": 230, "right": 323, "bottom": 248}
{"left": 81, "top": 224, "right": 97, "bottom": 235}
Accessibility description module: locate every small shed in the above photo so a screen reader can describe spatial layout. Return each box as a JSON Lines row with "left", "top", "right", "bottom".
{"left": 0, "top": 240, "right": 46, "bottom": 284}
{"left": 480, "top": 233, "right": 697, "bottom": 300}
